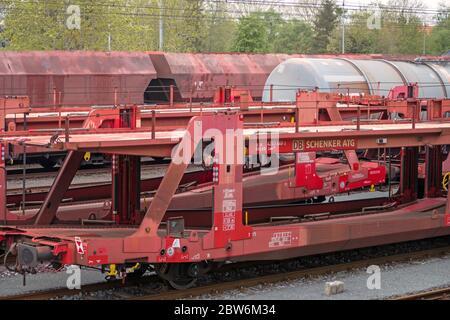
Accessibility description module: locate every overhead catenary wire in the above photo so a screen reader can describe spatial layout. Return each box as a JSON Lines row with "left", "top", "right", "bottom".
{"left": 0, "top": 0, "right": 446, "bottom": 22}
{"left": 0, "top": 0, "right": 446, "bottom": 55}
{"left": 0, "top": 0, "right": 445, "bottom": 16}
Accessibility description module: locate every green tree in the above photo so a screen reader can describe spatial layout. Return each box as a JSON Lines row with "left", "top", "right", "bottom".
{"left": 262, "top": 10, "right": 284, "bottom": 46}
{"left": 273, "top": 19, "right": 314, "bottom": 53}
{"left": 379, "top": 12, "right": 424, "bottom": 54}
{"left": 232, "top": 12, "right": 270, "bottom": 53}
{"left": 327, "top": 0, "right": 430, "bottom": 55}
{"left": 327, "top": 11, "right": 379, "bottom": 54}
{"left": 203, "top": 2, "right": 237, "bottom": 52}
{"left": 1, "top": 0, "right": 208, "bottom": 52}
{"left": 428, "top": 5, "right": 450, "bottom": 55}
{"left": 232, "top": 10, "right": 294, "bottom": 53}
{"left": 2, "top": 0, "right": 118, "bottom": 50}
{"left": 107, "top": 0, "right": 160, "bottom": 51}
{"left": 312, "top": 0, "right": 341, "bottom": 53}
{"left": 178, "top": 0, "right": 207, "bottom": 52}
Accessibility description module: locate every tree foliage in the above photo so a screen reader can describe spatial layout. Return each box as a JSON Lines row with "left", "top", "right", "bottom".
{"left": 1, "top": 0, "right": 212, "bottom": 52}
{"left": 203, "top": 1, "right": 237, "bottom": 52}
{"left": 312, "top": 0, "right": 342, "bottom": 53}
{"left": 327, "top": 0, "right": 446, "bottom": 55}
{"left": 273, "top": 19, "right": 314, "bottom": 54}
{"left": 2, "top": 0, "right": 160, "bottom": 50}
{"left": 232, "top": 10, "right": 313, "bottom": 54}
{"left": 232, "top": 11, "right": 269, "bottom": 53}
{"left": 0, "top": 0, "right": 446, "bottom": 55}
{"left": 428, "top": 5, "right": 450, "bottom": 55}
{"left": 328, "top": 11, "right": 377, "bottom": 53}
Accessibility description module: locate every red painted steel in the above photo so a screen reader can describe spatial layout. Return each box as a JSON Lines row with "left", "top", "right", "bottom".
{"left": 34, "top": 150, "right": 84, "bottom": 225}
{"left": 147, "top": 52, "right": 447, "bottom": 102}
{"left": 6, "top": 170, "right": 212, "bottom": 210}
{"left": 0, "top": 51, "right": 446, "bottom": 111}
{"left": 149, "top": 161, "right": 386, "bottom": 210}
{"left": 1, "top": 93, "right": 450, "bottom": 286}
{"left": 3, "top": 160, "right": 385, "bottom": 224}
{"left": 148, "top": 52, "right": 294, "bottom": 101}
{"left": 0, "top": 51, "right": 156, "bottom": 107}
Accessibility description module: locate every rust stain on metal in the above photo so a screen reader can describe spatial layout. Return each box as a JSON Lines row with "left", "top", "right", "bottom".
{"left": 0, "top": 51, "right": 156, "bottom": 107}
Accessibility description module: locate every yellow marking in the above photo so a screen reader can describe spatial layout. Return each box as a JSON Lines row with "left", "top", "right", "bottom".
{"left": 128, "top": 263, "right": 140, "bottom": 273}
{"left": 106, "top": 264, "right": 118, "bottom": 277}
{"left": 442, "top": 172, "right": 450, "bottom": 191}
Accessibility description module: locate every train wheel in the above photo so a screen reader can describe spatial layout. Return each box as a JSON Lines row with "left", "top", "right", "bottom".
{"left": 154, "top": 263, "right": 198, "bottom": 290}
{"left": 39, "top": 157, "right": 57, "bottom": 169}
{"left": 168, "top": 278, "right": 197, "bottom": 290}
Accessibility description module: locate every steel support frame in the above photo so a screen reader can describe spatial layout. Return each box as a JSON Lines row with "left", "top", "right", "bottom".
{"left": 34, "top": 150, "right": 84, "bottom": 225}
{"left": 112, "top": 155, "right": 141, "bottom": 225}
{"left": 6, "top": 107, "right": 138, "bottom": 225}
{"left": 425, "top": 145, "right": 443, "bottom": 198}
{"left": 128, "top": 113, "right": 252, "bottom": 249}
{"left": 2, "top": 112, "right": 450, "bottom": 267}
{"left": 399, "top": 147, "right": 419, "bottom": 203}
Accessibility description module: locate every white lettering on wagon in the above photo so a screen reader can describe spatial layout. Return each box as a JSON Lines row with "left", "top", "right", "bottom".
{"left": 293, "top": 138, "right": 356, "bottom": 151}
{"left": 223, "top": 188, "right": 235, "bottom": 199}
{"left": 269, "top": 231, "right": 292, "bottom": 248}
{"left": 222, "top": 207, "right": 236, "bottom": 231}
{"left": 222, "top": 188, "right": 236, "bottom": 231}
{"left": 191, "top": 253, "right": 201, "bottom": 261}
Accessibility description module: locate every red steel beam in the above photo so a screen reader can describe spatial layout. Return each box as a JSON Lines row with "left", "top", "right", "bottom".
{"left": 3, "top": 124, "right": 450, "bottom": 158}
{"left": 134, "top": 116, "right": 203, "bottom": 237}
{"left": 34, "top": 150, "right": 84, "bottom": 225}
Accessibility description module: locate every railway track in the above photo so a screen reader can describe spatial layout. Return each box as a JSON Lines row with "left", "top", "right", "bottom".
{"left": 6, "top": 159, "right": 170, "bottom": 180}
{"left": 6, "top": 162, "right": 172, "bottom": 191}
{"left": 6, "top": 163, "right": 110, "bottom": 177}
{"left": 2, "top": 244, "right": 449, "bottom": 300}
{"left": 392, "top": 287, "right": 450, "bottom": 300}
{"left": 135, "top": 245, "right": 450, "bottom": 300}
{"left": 1, "top": 275, "right": 162, "bottom": 300}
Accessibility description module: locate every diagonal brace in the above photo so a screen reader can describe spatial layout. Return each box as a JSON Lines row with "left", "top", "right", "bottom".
{"left": 135, "top": 118, "right": 201, "bottom": 237}
{"left": 34, "top": 150, "right": 84, "bottom": 225}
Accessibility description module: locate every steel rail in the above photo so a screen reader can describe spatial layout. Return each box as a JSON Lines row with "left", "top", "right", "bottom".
{"left": 135, "top": 246, "right": 450, "bottom": 300}
{"left": 0, "top": 275, "right": 161, "bottom": 301}
{"left": 392, "top": 287, "right": 450, "bottom": 300}
{"left": 2, "top": 245, "right": 449, "bottom": 300}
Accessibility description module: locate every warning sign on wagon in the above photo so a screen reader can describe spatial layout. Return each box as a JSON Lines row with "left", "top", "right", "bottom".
{"left": 74, "top": 237, "right": 85, "bottom": 255}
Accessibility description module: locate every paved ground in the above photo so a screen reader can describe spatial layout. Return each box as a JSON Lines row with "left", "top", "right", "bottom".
{"left": 1, "top": 254, "right": 449, "bottom": 299}
{"left": 0, "top": 266, "right": 105, "bottom": 297}
{"left": 194, "top": 254, "right": 450, "bottom": 300}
